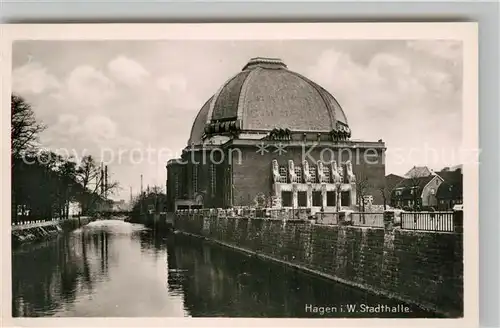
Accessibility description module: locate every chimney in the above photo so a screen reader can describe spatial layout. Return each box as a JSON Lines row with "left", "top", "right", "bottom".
{"left": 104, "top": 165, "right": 108, "bottom": 198}
{"left": 100, "top": 163, "right": 104, "bottom": 196}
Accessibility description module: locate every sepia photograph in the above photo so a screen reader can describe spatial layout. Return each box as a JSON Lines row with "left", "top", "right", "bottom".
{"left": 1, "top": 23, "right": 478, "bottom": 326}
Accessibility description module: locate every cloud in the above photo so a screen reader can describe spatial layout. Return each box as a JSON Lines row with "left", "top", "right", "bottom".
{"left": 65, "top": 65, "right": 116, "bottom": 108}
{"left": 12, "top": 40, "right": 463, "bottom": 199}
{"left": 307, "top": 49, "right": 426, "bottom": 119}
{"left": 107, "top": 56, "right": 150, "bottom": 87}
{"left": 307, "top": 45, "right": 462, "bottom": 175}
{"left": 83, "top": 115, "right": 118, "bottom": 142}
{"left": 406, "top": 40, "right": 462, "bottom": 63}
{"left": 55, "top": 114, "right": 82, "bottom": 136}
{"left": 156, "top": 74, "right": 204, "bottom": 111}
{"left": 12, "top": 61, "right": 60, "bottom": 94}
{"left": 156, "top": 74, "right": 187, "bottom": 93}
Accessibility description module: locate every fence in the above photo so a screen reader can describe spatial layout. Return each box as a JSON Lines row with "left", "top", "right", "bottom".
{"left": 175, "top": 208, "right": 459, "bottom": 232}
{"left": 11, "top": 216, "right": 79, "bottom": 226}
{"left": 315, "top": 212, "right": 339, "bottom": 225}
{"left": 351, "top": 212, "right": 385, "bottom": 227}
{"left": 401, "top": 211, "right": 455, "bottom": 232}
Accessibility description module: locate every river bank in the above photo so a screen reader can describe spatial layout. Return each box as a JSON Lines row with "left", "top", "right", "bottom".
{"left": 127, "top": 212, "right": 174, "bottom": 231}
{"left": 11, "top": 216, "right": 93, "bottom": 248}
{"left": 174, "top": 211, "right": 463, "bottom": 318}
{"left": 12, "top": 220, "right": 438, "bottom": 317}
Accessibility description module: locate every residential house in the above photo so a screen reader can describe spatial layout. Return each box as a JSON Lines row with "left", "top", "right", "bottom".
{"left": 391, "top": 173, "right": 444, "bottom": 210}
{"left": 436, "top": 167, "right": 463, "bottom": 210}
{"left": 385, "top": 174, "right": 404, "bottom": 194}
{"left": 112, "top": 199, "right": 130, "bottom": 211}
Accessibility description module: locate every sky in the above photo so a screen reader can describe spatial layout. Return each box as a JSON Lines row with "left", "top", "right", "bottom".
{"left": 12, "top": 40, "right": 463, "bottom": 201}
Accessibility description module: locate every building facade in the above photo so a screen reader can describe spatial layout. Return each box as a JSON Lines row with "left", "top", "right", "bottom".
{"left": 391, "top": 174, "right": 444, "bottom": 210}
{"left": 436, "top": 168, "right": 463, "bottom": 210}
{"left": 385, "top": 174, "right": 404, "bottom": 195}
{"left": 166, "top": 57, "right": 386, "bottom": 212}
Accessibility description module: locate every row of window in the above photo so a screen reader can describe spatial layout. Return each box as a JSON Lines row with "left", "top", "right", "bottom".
{"left": 174, "top": 165, "right": 216, "bottom": 199}
{"left": 281, "top": 190, "right": 351, "bottom": 207}
{"left": 439, "top": 199, "right": 463, "bottom": 204}
{"left": 210, "top": 164, "right": 216, "bottom": 195}
{"left": 394, "top": 199, "right": 421, "bottom": 207}
{"left": 278, "top": 165, "right": 344, "bottom": 184}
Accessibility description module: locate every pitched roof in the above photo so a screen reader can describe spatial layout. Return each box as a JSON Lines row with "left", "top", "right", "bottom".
{"left": 436, "top": 169, "right": 462, "bottom": 184}
{"left": 436, "top": 169, "right": 463, "bottom": 199}
{"left": 392, "top": 174, "right": 442, "bottom": 200}
{"left": 394, "top": 175, "right": 437, "bottom": 190}
{"left": 385, "top": 174, "right": 404, "bottom": 192}
{"left": 404, "top": 166, "right": 433, "bottom": 178}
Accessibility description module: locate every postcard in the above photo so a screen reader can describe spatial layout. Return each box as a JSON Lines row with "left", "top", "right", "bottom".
{"left": 1, "top": 23, "right": 478, "bottom": 328}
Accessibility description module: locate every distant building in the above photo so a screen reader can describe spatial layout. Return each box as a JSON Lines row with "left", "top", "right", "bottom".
{"left": 391, "top": 174, "right": 444, "bottom": 210}
{"left": 436, "top": 168, "right": 463, "bottom": 210}
{"left": 385, "top": 174, "right": 404, "bottom": 194}
{"left": 112, "top": 199, "right": 129, "bottom": 211}
{"left": 68, "top": 201, "right": 82, "bottom": 216}
{"left": 404, "top": 166, "right": 433, "bottom": 178}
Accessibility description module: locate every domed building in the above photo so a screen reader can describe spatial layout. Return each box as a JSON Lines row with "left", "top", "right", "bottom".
{"left": 166, "top": 57, "right": 386, "bottom": 212}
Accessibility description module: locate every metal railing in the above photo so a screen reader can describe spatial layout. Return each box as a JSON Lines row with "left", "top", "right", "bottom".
{"left": 401, "top": 211, "right": 454, "bottom": 232}
{"left": 175, "top": 208, "right": 459, "bottom": 232}
{"left": 351, "top": 212, "right": 385, "bottom": 227}
{"left": 11, "top": 216, "right": 79, "bottom": 226}
{"left": 315, "top": 212, "right": 339, "bottom": 225}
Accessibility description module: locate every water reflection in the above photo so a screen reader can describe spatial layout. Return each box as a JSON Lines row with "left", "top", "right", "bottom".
{"left": 166, "top": 235, "right": 439, "bottom": 318}
{"left": 12, "top": 221, "right": 439, "bottom": 317}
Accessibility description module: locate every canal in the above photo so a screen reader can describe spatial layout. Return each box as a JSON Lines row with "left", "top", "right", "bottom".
{"left": 12, "top": 220, "right": 439, "bottom": 318}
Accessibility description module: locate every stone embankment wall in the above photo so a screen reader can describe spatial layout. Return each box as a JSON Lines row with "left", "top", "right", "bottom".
{"left": 12, "top": 216, "right": 92, "bottom": 247}
{"left": 129, "top": 212, "right": 174, "bottom": 230}
{"left": 174, "top": 211, "right": 463, "bottom": 318}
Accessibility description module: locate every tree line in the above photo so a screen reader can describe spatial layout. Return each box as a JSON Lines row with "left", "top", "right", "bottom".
{"left": 130, "top": 186, "right": 167, "bottom": 221}
{"left": 11, "top": 94, "right": 118, "bottom": 222}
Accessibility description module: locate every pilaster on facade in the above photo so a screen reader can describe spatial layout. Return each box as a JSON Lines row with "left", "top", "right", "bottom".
{"left": 271, "top": 158, "right": 356, "bottom": 211}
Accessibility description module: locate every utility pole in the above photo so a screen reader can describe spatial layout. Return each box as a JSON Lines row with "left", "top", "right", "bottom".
{"left": 99, "top": 162, "right": 104, "bottom": 213}
{"left": 140, "top": 175, "right": 144, "bottom": 215}
{"left": 100, "top": 163, "right": 104, "bottom": 197}
{"left": 104, "top": 165, "right": 108, "bottom": 199}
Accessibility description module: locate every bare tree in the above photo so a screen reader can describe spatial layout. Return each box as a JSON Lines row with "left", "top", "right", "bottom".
{"left": 378, "top": 185, "right": 389, "bottom": 211}
{"left": 335, "top": 183, "right": 342, "bottom": 213}
{"left": 59, "top": 158, "right": 78, "bottom": 219}
{"left": 76, "top": 155, "right": 102, "bottom": 214}
{"left": 11, "top": 94, "right": 45, "bottom": 160}
{"left": 407, "top": 172, "right": 422, "bottom": 211}
{"left": 82, "top": 164, "right": 120, "bottom": 214}
{"left": 149, "top": 185, "right": 163, "bottom": 194}
{"left": 77, "top": 155, "right": 100, "bottom": 190}
{"left": 131, "top": 185, "right": 167, "bottom": 217}
{"left": 355, "top": 170, "right": 371, "bottom": 213}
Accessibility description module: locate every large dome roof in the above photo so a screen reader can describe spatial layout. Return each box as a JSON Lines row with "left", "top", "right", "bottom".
{"left": 188, "top": 57, "right": 349, "bottom": 145}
